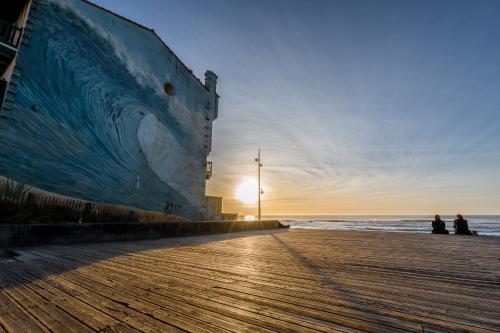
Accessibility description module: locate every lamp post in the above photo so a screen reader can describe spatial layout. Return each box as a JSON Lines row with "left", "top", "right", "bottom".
{"left": 254, "top": 149, "right": 263, "bottom": 220}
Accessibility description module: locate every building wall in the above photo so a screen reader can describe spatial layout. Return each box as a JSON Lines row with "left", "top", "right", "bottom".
{"left": 206, "top": 196, "right": 223, "bottom": 221}
{"left": 0, "top": 0, "right": 217, "bottom": 219}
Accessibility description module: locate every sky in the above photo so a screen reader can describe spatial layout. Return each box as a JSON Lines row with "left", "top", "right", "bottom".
{"left": 92, "top": 0, "right": 500, "bottom": 215}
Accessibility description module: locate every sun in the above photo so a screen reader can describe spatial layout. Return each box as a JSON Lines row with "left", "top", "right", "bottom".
{"left": 235, "top": 178, "right": 258, "bottom": 204}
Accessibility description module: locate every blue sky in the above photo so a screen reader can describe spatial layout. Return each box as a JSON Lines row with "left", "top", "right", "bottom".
{"left": 92, "top": 0, "right": 500, "bottom": 215}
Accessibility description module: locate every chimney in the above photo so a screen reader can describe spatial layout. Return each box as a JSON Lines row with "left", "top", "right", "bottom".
{"left": 204, "top": 70, "right": 218, "bottom": 120}
{"left": 204, "top": 70, "right": 217, "bottom": 92}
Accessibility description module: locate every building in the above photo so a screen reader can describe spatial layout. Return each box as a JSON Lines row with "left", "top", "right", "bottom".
{"left": 205, "top": 196, "right": 238, "bottom": 221}
{"left": 0, "top": 0, "right": 218, "bottom": 220}
{"left": 205, "top": 196, "right": 222, "bottom": 221}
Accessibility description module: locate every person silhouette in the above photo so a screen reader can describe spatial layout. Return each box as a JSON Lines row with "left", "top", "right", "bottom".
{"left": 431, "top": 215, "right": 449, "bottom": 234}
{"left": 453, "top": 214, "right": 477, "bottom": 235}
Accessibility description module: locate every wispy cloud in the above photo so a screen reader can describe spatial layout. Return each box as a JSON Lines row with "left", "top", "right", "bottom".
{"left": 94, "top": 0, "right": 500, "bottom": 214}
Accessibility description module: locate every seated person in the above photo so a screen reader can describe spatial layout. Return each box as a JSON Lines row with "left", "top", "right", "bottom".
{"left": 454, "top": 214, "right": 477, "bottom": 235}
{"left": 432, "top": 215, "right": 449, "bottom": 234}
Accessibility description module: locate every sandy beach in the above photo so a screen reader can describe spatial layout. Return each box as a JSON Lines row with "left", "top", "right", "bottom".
{"left": 1, "top": 229, "right": 499, "bottom": 332}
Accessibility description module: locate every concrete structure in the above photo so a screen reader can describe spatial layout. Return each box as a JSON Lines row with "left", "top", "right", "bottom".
{"left": 0, "top": 0, "right": 218, "bottom": 220}
{"left": 206, "top": 196, "right": 238, "bottom": 221}
{"left": 221, "top": 212, "right": 238, "bottom": 221}
{"left": 206, "top": 196, "right": 223, "bottom": 221}
{"left": 0, "top": 220, "right": 285, "bottom": 248}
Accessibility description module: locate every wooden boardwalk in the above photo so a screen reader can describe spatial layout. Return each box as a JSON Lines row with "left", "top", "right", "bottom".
{"left": 1, "top": 229, "right": 499, "bottom": 333}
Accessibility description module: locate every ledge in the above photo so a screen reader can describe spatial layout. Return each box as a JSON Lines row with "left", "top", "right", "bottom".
{"left": 0, "top": 220, "right": 288, "bottom": 248}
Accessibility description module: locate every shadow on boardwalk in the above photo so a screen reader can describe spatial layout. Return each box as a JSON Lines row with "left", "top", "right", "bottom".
{"left": 0, "top": 229, "right": 289, "bottom": 289}
{"left": 269, "top": 233, "right": 474, "bottom": 333}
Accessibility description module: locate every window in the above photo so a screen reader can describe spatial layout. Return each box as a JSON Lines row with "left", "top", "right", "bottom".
{"left": 164, "top": 82, "right": 175, "bottom": 96}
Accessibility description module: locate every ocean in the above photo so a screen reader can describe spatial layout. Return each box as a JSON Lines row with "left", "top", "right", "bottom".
{"left": 269, "top": 215, "right": 500, "bottom": 236}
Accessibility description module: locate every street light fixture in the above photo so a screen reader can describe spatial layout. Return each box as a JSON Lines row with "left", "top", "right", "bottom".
{"left": 254, "top": 149, "right": 263, "bottom": 220}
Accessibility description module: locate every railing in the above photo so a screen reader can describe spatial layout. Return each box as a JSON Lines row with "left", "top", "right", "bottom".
{"left": 0, "top": 18, "right": 22, "bottom": 49}
{"left": 0, "top": 79, "right": 7, "bottom": 110}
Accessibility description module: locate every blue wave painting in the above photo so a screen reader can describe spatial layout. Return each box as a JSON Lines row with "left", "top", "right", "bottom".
{"left": 0, "top": 0, "right": 214, "bottom": 219}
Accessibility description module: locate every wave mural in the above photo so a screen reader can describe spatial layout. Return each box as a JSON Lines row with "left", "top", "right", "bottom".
{"left": 0, "top": 0, "right": 216, "bottom": 219}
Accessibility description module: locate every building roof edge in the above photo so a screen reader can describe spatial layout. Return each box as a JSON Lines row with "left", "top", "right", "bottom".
{"left": 80, "top": 0, "right": 208, "bottom": 91}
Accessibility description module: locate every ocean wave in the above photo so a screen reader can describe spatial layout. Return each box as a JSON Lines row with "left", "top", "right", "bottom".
{"left": 0, "top": 0, "right": 208, "bottom": 218}
{"left": 49, "top": 0, "right": 163, "bottom": 96}
{"left": 288, "top": 219, "right": 433, "bottom": 223}
{"left": 280, "top": 217, "right": 500, "bottom": 236}
{"left": 400, "top": 219, "right": 433, "bottom": 222}
{"left": 48, "top": 0, "right": 207, "bottom": 148}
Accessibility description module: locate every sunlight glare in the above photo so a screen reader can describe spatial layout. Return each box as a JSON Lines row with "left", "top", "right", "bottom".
{"left": 235, "top": 178, "right": 258, "bottom": 204}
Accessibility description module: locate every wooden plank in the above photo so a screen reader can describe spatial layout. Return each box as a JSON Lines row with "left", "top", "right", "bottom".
{"left": 0, "top": 287, "right": 49, "bottom": 333}
{"left": 29, "top": 246, "right": 466, "bottom": 331}
{"left": 26, "top": 252, "right": 337, "bottom": 333}
{"left": 75, "top": 237, "right": 500, "bottom": 295}
{"left": 1, "top": 229, "right": 499, "bottom": 333}
{"left": 5, "top": 264, "right": 184, "bottom": 333}
{"left": 0, "top": 268, "right": 93, "bottom": 333}
{"left": 1, "top": 263, "right": 131, "bottom": 332}
{"left": 58, "top": 250, "right": 418, "bottom": 332}
{"left": 51, "top": 241, "right": 498, "bottom": 330}
{"left": 30, "top": 249, "right": 355, "bottom": 333}
{"left": 42, "top": 239, "right": 500, "bottom": 330}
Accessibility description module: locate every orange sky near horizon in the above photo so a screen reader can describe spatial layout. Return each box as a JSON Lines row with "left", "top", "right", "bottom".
{"left": 206, "top": 150, "right": 500, "bottom": 217}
